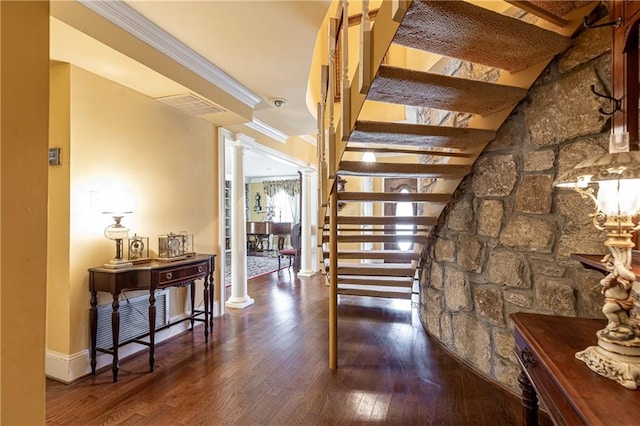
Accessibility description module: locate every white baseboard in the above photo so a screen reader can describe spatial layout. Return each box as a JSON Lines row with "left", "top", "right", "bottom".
{"left": 46, "top": 305, "right": 222, "bottom": 383}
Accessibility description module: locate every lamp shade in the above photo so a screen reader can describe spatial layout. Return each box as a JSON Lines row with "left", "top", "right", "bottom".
{"left": 554, "top": 151, "right": 640, "bottom": 218}
{"left": 596, "top": 178, "right": 640, "bottom": 216}
{"left": 101, "top": 183, "right": 134, "bottom": 216}
{"left": 554, "top": 151, "right": 640, "bottom": 188}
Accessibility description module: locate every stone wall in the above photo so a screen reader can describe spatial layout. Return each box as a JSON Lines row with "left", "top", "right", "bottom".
{"left": 418, "top": 19, "right": 615, "bottom": 392}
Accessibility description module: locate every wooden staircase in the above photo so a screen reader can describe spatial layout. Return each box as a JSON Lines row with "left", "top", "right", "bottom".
{"left": 319, "top": 1, "right": 597, "bottom": 304}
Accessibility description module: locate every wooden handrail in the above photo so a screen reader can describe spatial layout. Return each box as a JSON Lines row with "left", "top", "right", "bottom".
{"left": 317, "top": 0, "right": 411, "bottom": 258}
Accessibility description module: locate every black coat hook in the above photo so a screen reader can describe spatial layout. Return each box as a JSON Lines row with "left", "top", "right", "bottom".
{"left": 583, "top": 16, "right": 621, "bottom": 29}
{"left": 590, "top": 85, "right": 621, "bottom": 116}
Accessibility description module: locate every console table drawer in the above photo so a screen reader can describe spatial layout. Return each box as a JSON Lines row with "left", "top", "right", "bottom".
{"left": 158, "top": 261, "right": 209, "bottom": 286}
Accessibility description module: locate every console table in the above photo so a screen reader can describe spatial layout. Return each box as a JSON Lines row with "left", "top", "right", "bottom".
{"left": 88, "top": 253, "right": 215, "bottom": 382}
{"left": 512, "top": 312, "right": 640, "bottom": 425}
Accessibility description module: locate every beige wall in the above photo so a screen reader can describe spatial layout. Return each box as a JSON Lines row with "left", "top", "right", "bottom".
{"left": 47, "top": 65, "right": 220, "bottom": 371}
{"left": 48, "top": 63, "right": 72, "bottom": 354}
{"left": 1, "top": 2, "right": 49, "bottom": 423}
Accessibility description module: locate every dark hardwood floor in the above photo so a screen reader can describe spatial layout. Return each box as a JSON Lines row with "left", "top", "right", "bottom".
{"left": 46, "top": 270, "right": 525, "bottom": 425}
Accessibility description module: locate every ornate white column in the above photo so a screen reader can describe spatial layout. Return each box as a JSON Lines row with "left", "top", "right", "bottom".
{"left": 298, "top": 167, "right": 315, "bottom": 276}
{"left": 226, "top": 140, "right": 254, "bottom": 309}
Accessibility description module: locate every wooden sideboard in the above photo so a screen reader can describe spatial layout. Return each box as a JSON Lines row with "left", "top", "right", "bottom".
{"left": 88, "top": 254, "right": 215, "bottom": 382}
{"left": 512, "top": 312, "right": 640, "bottom": 425}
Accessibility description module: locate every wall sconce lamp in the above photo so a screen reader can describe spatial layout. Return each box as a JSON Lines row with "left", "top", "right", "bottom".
{"left": 554, "top": 132, "right": 640, "bottom": 389}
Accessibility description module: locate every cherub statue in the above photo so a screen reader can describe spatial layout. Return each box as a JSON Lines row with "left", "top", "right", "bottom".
{"left": 600, "top": 253, "right": 635, "bottom": 335}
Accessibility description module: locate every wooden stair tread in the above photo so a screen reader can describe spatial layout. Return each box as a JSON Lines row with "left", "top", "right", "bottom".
{"left": 324, "top": 250, "right": 420, "bottom": 260}
{"left": 506, "top": 1, "right": 568, "bottom": 27}
{"left": 330, "top": 222, "right": 433, "bottom": 234}
{"left": 345, "top": 145, "right": 473, "bottom": 158}
{"left": 338, "top": 270, "right": 414, "bottom": 278}
{"left": 338, "top": 263, "right": 414, "bottom": 275}
{"left": 367, "top": 65, "right": 527, "bottom": 116}
{"left": 349, "top": 120, "right": 495, "bottom": 149}
{"left": 337, "top": 276, "right": 414, "bottom": 286}
{"left": 338, "top": 160, "right": 470, "bottom": 178}
{"left": 338, "top": 261, "right": 415, "bottom": 268}
{"left": 323, "top": 234, "right": 427, "bottom": 243}
{"left": 394, "top": 0, "right": 570, "bottom": 74}
{"left": 330, "top": 227, "right": 431, "bottom": 233}
{"left": 337, "top": 286, "right": 413, "bottom": 300}
{"left": 514, "top": 1, "right": 592, "bottom": 22}
{"left": 337, "top": 191, "right": 451, "bottom": 203}
{"left": 326, "top": 216, "right": 438, "bottom": 226}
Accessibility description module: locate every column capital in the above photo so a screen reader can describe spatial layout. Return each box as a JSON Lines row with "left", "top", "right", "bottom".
{"left": 301, "top": 166, "right": 316, "bottom": 176}
{"left": 220, "top": 128, "right": 255, "bottom": 149}
{"left": 237, "top": 133, "right": 256, "bottom": 146}
{"left": 231, "top": 139, "right": 247, "bottom": 153}
{"left": 228, "top": 133, "right": 259, "bottom": 152}
{"left": 218, "top": 127, "right": 236, "bottom": 141}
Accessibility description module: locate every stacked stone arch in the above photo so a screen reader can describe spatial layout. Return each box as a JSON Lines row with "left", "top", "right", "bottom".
{"left": 419, "top": 20, "right": 613, "bottom": 391}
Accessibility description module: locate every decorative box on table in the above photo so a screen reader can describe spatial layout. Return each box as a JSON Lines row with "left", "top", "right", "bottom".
{"left": 127, "top": 234, "right": 149, "bottom": 263}
{"left": 158, "top": 231, "right": 194, "bottom": 261}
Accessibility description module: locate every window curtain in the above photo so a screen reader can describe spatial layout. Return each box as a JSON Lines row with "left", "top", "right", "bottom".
{"left": 263, "top": 179, "right": 300, "bottom": 223}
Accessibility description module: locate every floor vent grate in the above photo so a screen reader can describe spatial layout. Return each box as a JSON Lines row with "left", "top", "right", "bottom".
{"left": 96, "top": 290, "right": 168, "bottom": 349}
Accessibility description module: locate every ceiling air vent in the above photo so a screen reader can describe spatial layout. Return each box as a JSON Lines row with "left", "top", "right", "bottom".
{"left": 156, "top": 93, "right": 225, "bottom": 116}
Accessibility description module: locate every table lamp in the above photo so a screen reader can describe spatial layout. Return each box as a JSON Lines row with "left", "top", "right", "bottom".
{"left": 102, "top": 206, "right": 133, "bottom": 269}
{"left": 554, "top": 132, "right": 640, "bottom": 389}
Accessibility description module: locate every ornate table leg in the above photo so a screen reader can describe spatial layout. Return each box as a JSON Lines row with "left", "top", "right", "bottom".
{"left": 518, "top": 370, "right": 538, "bottom": 426}
{"left": 111, "top": 293, "right": 120, "bottom": 382}
{"left": 209, "top": 271, "right": 214, "bottom": 329}
{"left": 90, "top": 290, "right": 98, "bottom": 375}
{"left": 203, "top": 273, "right": 210, "bottom": 342}
{"left": 190, "top": 280, "right": 196, "bottom": 331}
{"left": 149, "top": 289, "right": 156, "bottom": 372}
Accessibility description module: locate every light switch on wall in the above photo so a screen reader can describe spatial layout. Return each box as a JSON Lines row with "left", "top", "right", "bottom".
{"left": 48, "top": 147, "right": 61, "bottom": 165}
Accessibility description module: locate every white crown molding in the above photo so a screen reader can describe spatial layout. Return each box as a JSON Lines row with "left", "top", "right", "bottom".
{"left": 79, "top": 0, "right": 262, "bottom": 108}
{"left": 245, "top": 119, "right": 288, "bottom": 144}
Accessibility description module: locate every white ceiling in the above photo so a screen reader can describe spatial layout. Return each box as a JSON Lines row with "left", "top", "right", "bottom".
{"left": 124, "top": 0, "right": 329, "bottom": 137}
{"left": 50, "top": 0, "right": 330, "bottom": 177}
